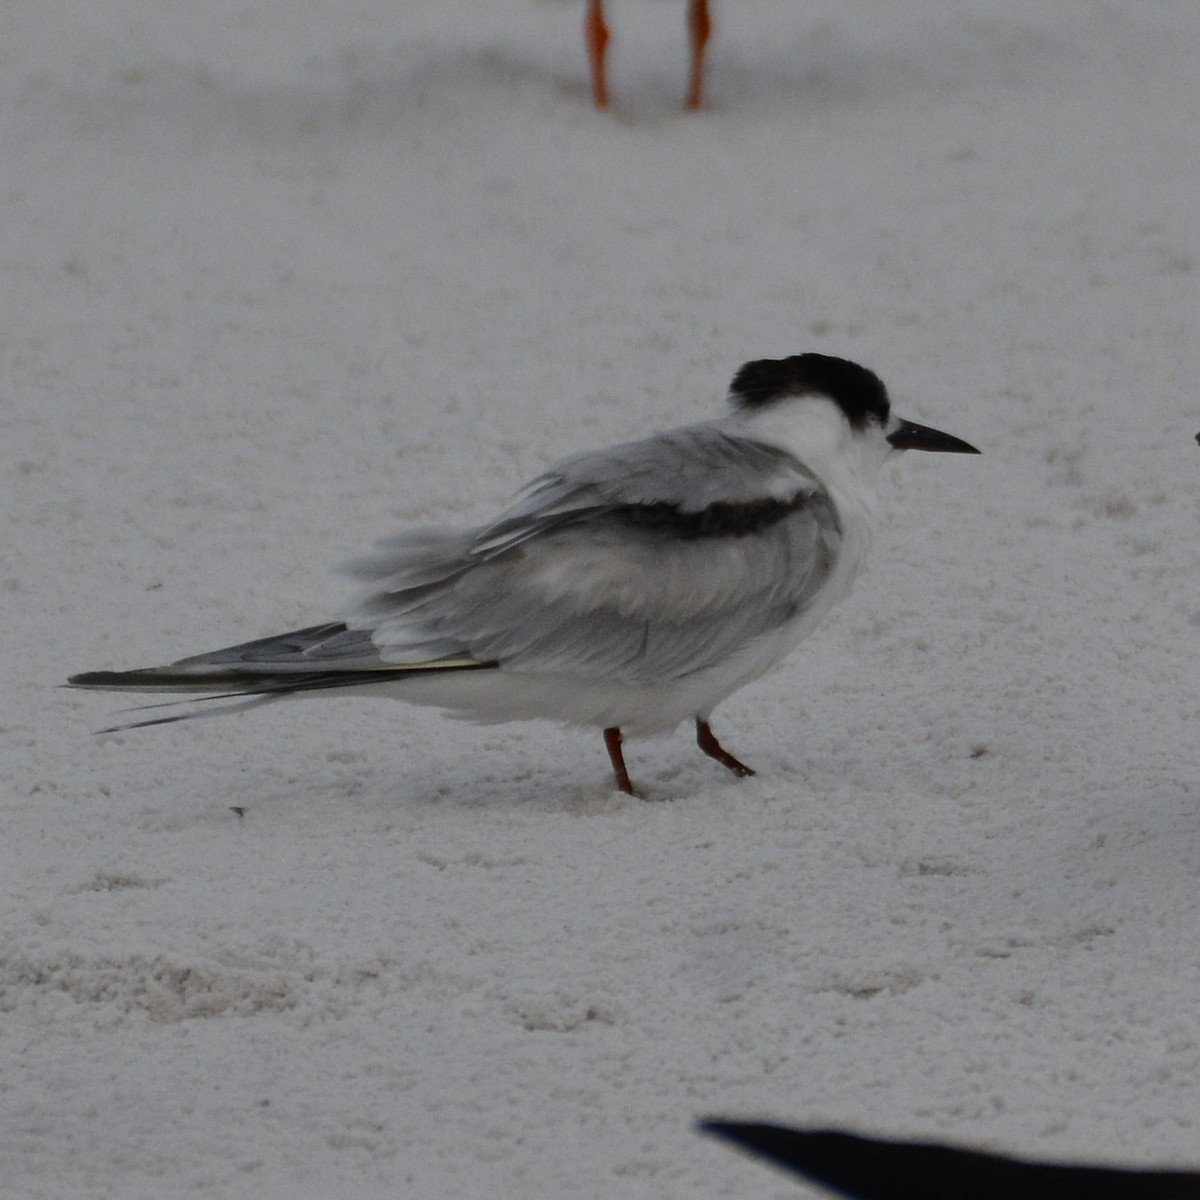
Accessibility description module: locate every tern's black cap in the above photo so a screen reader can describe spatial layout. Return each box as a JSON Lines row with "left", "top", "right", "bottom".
{"left": 730, "top": 354, "right": 890, "bottom": 429}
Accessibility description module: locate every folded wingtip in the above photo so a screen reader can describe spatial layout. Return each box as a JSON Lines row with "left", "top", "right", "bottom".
{"left": 67, "top": 671, "right": 134, "bottom": 688}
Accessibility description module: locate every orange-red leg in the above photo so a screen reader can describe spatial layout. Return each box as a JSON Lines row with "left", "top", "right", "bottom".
{"left": 685, "top": 0, "right": 713, "bottom": 110}
{"left": 696, "top": 718, "right": 754, "bottom": 778}
{"left": 604, "top": 726, "right": 635, "bottom": 794}
{"left": 585, "top": 0, "right": 612, "bottom": 108}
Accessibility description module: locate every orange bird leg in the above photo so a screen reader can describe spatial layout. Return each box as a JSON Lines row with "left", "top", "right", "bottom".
{"left": 585, "top": 0, "right": 612, "bottom": 108}
{"left": 684, "top": 0, "right": 713, "bottom": 110}
{"left": 603, "top": 726, "right": 636, "bottom": 794}
{"left": 695, "top": 719, "right": 755, "bottom": 778}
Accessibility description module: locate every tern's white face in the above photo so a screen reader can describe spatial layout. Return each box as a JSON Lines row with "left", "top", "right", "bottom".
{"left": 739, "top": 391, "right": 894, "bottom": 493}
{"left": 883, "top": 411, "right": 914, "bottom": 456}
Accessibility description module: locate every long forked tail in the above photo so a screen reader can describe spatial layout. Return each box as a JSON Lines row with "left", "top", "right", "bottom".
{"left": 67, "top": 622, "right": 497, "bottom": 732}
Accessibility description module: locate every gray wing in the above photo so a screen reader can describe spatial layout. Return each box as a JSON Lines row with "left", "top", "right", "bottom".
{"left": 343, "top": 423, "right": 842, "bottom": 684}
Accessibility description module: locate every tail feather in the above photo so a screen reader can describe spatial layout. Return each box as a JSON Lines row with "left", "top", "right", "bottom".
{"left": 96, "top": 693, "right": 280, "bottom": 733}
{"left": 68, "top": 655, "right": 500, "bottom": 732}
{"left": 68, "top": 661, "right": 496, "bottom": 693}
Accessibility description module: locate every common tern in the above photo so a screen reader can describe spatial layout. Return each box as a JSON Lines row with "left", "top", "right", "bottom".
{"left": 68, "top": 353, "right": 978, "bottom": 795}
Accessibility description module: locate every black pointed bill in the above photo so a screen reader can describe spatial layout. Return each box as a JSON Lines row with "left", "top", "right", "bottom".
{"left": 887, "top": 419, "right": 979, "bottom": 454}
{"left": 697, "top": 1121, "right": 1200, "bottom": 1200}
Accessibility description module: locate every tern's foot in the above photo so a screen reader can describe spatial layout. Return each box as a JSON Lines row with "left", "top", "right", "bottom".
{"left": 695, "top": 719, "right": 756, "bottom": 778}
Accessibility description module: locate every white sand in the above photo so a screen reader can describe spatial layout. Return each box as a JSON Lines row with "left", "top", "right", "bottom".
{"left": 5, "top": 2, "right": 1200, "bottom": 1196}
